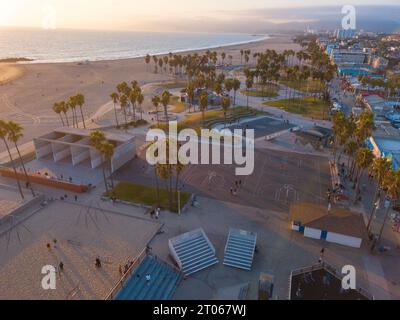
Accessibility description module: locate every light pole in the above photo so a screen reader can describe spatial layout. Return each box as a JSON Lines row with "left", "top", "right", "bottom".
{"left": 178, "top": 189, "right": 181, "bottom": 216}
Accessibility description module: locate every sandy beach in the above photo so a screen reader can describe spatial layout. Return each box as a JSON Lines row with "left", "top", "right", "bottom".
{"left": 0, "top": 34, "right": 300, "bottom": 151}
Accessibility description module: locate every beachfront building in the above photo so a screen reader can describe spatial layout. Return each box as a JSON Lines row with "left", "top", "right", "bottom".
{"left": 330, "top": 48, "right": 367, "bottom": 65}
{"left": 33, "top": 128, "right": 136, "bottom": 173}
{"left": 290, "top": 203, "right": 366, "bottom": 249}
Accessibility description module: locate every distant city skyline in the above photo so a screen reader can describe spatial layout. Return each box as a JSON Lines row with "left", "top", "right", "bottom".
{"left": 0, "top": 1, "right": 400, "bottom": 32}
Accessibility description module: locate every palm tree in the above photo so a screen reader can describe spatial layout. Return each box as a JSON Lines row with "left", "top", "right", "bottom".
{"left": 224, "top": 78, "right": 233, "bottom": 99}
{"left": 67, "top": 96, "right": 78, "bottom": 128}
{"left": 161, "top": 90, "right": 171, "bottom": 123}
{"left": 151, "top": 95, "right": 161, "bottom": 125}
{"left": 221, "top": 52, "right": 226, "bottom": 65}
{"left": 367, "top": 157, "right": 392, "bottom": 232}
{"left": 232, "top": 78, "right": 241, "bottom": 106}
{"left": 7, "top": 121, "right": 35, "bottom": 196}
{"left": 186, "top": 82, "right": 195, "bottom": 113}
{"left": 89, "top": 131, "right": 109, "bottom": 192}
{"left": 374, "top": 169, "right": 400, "bottom": 248}
{"left": 353, "top": 148, "right": 374, "bottom": 203}
{"left": 174, "top": 160, "right": 186, "bottom": 206}
{"left": 245, "top": 76, "right": 253, "bottom": 110}
{"left": 137, "top": 91, "right": 144, "bottom": 120}
{"left": 52, "top": 102, "right": 65, "bottom": 126}
{"left": 101, "top": 141, "right": 115, "bottom": 189}
{"left": 0, "top": 120, "right": 24, "bottom": 199}
{"left": 221, "top": 96, "right": 231, "bottom": 128}
{"left": 59, "top": 101, "right": 70, "bottom": 127}
{"left": 119, "top": 95, "right": 129, "bottom": 127}
{"left": 128, "top": 89, "right": 137, "bottom": 122}
{"left": 145, "top": 54, "right": 151, "bottom": 71}
{"left": 110, "top": 92, "right": 120, "bottom": 127}
{"left": 75, "top": 93, "right": 86, "bottom": 129}
{"left": 199, "top": 91, "right": 208, "bottom": 128}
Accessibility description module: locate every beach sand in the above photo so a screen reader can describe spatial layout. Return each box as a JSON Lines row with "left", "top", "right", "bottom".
{"left": 0, "top": 63, "right": 25, "bottom": 85}
{"left": 0, "top": 34, "right": 300, "bottom": 151}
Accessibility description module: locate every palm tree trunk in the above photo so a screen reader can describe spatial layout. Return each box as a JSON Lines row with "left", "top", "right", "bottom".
{"left": 367, "top": 186, "right": 380, "bottom": 232}
{"left": 14, "top": 142, "right": 35, "bottom": 197}
{"left": 164, "top": 106, "right": 169, "bottom": 123}
{"left": 109, "top": 161, "right": 114, "bottom": 189}
{"left": 154, "top": 166, "right": 160, "bottom": 206}
{"left": 59, "top": 114, "right": 65, "bottom": 126}
{"left": 64, "top": 112, "right": 70, "bottom": 126}
{"left": 2, "top": 138, "right": 24, "bottom": 199}
{"left": 354, "top": 168, "right": 364, "bottom": 203}
{"left": 377, "top": 199, "right": 392, "bottom": 244}
{"left": 101, "top": 160, "right": 109, "bottom": 193}
{"left": 79, "top": 106, "right": 86, "bottom": 129}
{"left": 174, "top": 171, "right": 181, "bottom": 205}
{"left": 113, "top": 103, "right": 119, "bottom": 127}
{"left": 168, "top": 165, "right": 173, "bottom": 210}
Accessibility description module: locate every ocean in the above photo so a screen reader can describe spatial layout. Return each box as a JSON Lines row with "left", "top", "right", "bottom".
{"left": 0, "top": 28, "right": 267, "bottom": 63}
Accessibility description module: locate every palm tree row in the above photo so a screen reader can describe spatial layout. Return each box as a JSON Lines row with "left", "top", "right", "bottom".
{"left": 148, "top": 138, "right": 187, "bottom": 211}
{"left": 0, "top": 120, "right": 35, "bottom": 199}
{"left": 89, "top": 130, "right": 115, "bottom": 193}
{"left": 52, "top": 93, "right": 86, "bottom": 128}
{"left": 109, "top": 81, "right": 144, "bottom": 128}
{"left": 330, "top": 109, "right": 400, "bottom": 249}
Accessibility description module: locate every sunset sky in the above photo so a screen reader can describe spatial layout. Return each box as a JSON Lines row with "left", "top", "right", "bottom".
{"left": 0, "top": 0, "right": 399, "bottom": 31}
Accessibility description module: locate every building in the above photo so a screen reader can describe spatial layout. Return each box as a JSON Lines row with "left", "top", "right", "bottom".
{"left": 290, "top": 203, "right": 366, "bottom": 248}
{"left": 335, "top": 29, "right": 356, "bottom": 40}
{"left": 337, "top": 65, "right": 372, "bottom": 76}
{"left": 330, "top": 48, "right": 367, "bottom": 65}
{"left": 370, "top": 56, "right": 389, "bottom": 70}
{"left": 33, "top": 127, "right": 136, "bottom": 173}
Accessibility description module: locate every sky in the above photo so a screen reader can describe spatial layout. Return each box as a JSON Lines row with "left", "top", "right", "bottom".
{"left": 0, "top": 0, "right": 399, "bottom": 32}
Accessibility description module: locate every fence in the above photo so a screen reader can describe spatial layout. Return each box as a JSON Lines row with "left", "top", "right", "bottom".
{"left": 0, "top": 168, "right": 89, "bottom": 193}
{"left": 104, "top": 247, "right": 147, "bottom": 300}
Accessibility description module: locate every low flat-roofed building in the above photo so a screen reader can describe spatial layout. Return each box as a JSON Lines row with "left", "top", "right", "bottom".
{"left": 290, "top": 203, "right": 366, "bottom": 248}
{"left": 33, "top": 128, "right": 135, "bottom": 173}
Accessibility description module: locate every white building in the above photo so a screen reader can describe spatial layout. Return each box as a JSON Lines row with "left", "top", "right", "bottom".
{"left": 33, "top": 128, "right": 136, "bottom": 173}
{"left": 290, "top": 203, "right": 366, "bottom": 248}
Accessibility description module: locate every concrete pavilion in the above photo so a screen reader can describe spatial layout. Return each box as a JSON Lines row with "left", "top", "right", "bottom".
{"left": 33, "top": 127, "right": 135, "bottom": 173}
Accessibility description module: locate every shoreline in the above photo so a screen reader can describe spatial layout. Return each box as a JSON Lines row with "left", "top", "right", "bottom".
{"left": 0, "top": 33, "right": 300, "bottom": 152}
{"left": 19, "top": 34, "right": 272, "bottom": 65}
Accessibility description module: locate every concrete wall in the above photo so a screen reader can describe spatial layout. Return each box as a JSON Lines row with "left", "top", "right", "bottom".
{"left": 304, "top": 227, "right": 322, "bottom": 240}
{"left": 111, "top": 139, "right": 136, "bottom": 172}
{"left": 71, "top": 145, "right": 90, "bottom": 166}
{"left": 89, "top": 149, "right": 102, "bottom": 169}
{"left": 34, "top": 140, "right": 52, "bottom": 159}
{"left": 326, "top": 232, "right": 362, "bottom": 248}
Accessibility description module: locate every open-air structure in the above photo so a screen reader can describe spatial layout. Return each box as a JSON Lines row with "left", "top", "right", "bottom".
{"left": 33, "top": 128, "right": 136, "bottom": 173}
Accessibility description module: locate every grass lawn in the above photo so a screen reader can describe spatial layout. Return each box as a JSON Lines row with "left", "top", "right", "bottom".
{"left": 107, "top": 181, "right": 192, "bottom": 213}
{"left": 280, "top": 78, "right": 323, "bottom": 93}
{"left": 241, "top": 88, "right": 278, "bottom": 98}
{"left": 156, "top": 81, "right": 187, "bottom": 89}
{"left": 154, "top": 106, "right": 264, "bottom": 132}
{"left": 264, "top": 96, "right": 330, "bottom": 120}
{"left": 169, "top": 96, "right": 188, "bottom": 113}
